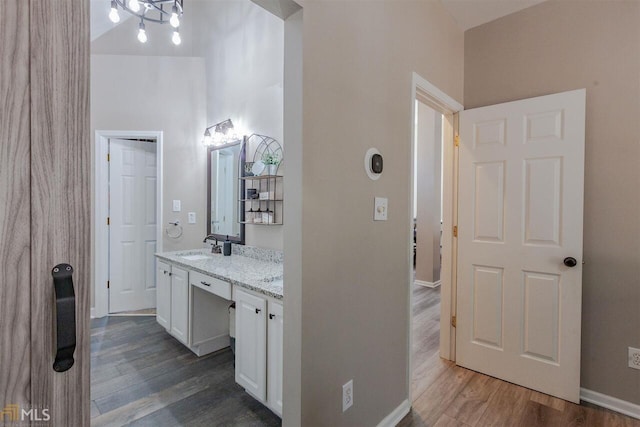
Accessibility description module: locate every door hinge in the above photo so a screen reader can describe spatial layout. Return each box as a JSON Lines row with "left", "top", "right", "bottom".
{"left": 107, "top": 217, "right": 110, "bottom": 226}
{"left": 107, "top": 280, "right": 110, "bottom": 289}
{"left": 453, "top": 225, "right": 458, "bottom": 237}
{"left": 451, "top": 315, "right": 457, "bottom": 328}
{"left": 454, "top": 134, "right": 460, "bottom": 147}
{"left": 107, "top": 153, "right": 110, "bottom": 162}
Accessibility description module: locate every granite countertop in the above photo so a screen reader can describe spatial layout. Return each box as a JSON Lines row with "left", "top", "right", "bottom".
{"left": 155, "top": 248, "right": 283, "bottom": 300}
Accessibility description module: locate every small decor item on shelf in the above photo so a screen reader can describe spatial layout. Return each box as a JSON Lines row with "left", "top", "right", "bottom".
{"left": 261, "top": 211, "right": 274, "bottom": 224}
{"left": 246, "top": 188, "right": 257, "bottom": 199}
{"left": 251, "top": 160, "right": 265, "bottom": 176}
{"left": 244, "top": 162, "right": 254, "bottom": 176}
{"left": 262, "top": 152, "right": 280, "bottom": 175}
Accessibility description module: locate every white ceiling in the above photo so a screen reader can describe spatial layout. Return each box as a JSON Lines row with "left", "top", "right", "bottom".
{"left": 440, "top": 0, "right": 547, "bottom": 31}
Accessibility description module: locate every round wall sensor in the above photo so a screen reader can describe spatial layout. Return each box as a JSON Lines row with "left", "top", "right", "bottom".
{"left": 365, "top": 148, "right": 383, "bottom": 180}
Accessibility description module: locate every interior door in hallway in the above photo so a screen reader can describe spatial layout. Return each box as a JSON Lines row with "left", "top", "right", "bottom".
{"left": 109, "top": 138, "right": 158, "bottom": 313}
{"left": 456, "top": 89, "right": 585, "bottom": 402}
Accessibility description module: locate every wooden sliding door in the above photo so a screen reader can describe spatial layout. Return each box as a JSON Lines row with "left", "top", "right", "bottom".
{"left": 1, "top": 0, "right": 90, "bottom": 425}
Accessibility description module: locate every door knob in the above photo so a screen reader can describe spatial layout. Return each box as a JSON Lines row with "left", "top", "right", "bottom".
{"left": 563, "top": 257, "right": 577, "bottom": 267}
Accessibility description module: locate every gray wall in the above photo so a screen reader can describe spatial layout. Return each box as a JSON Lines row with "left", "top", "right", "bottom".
{"left": 91, "top": 55, "right": 208, "bottom": 253}
{"left": 464, "top": 0, "right": 640, "bottom": 405}
{"left": 299, "top": 1, "right": 463, "bottom": 424}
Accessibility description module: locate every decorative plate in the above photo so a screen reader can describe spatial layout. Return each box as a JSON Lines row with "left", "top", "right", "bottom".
{"left": 251, "top": 160, "right": 265, "bottom": 176}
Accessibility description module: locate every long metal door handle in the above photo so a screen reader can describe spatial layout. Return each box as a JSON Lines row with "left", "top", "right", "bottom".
{"left": 52, "top": 263, "right": 76, "bottom": 372}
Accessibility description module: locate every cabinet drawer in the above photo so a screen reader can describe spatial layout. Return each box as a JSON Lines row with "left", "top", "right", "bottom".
{"left": 190, "top": 271, "right": 231, "bottom": 300}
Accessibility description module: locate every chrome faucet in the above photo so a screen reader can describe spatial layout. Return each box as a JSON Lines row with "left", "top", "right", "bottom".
{"left": 203, "top": 235, "right": 222, "bottom": 254}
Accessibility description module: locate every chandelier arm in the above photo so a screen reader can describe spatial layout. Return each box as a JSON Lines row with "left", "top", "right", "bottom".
{"left": 113, "top": 0, "right": 182, "bottom": 24}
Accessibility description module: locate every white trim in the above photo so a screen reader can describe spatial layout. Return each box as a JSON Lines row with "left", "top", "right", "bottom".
{"left": 414, "top": 279, "right": 441, "bottom": 288}
{"left": 90, "top": 307, "right": 95, "bottom": 319}
{"left": 408, "top": 73, "right": 462, "bottom": 404}
{"left": 580, "top": 388, "right": 640, "bottom": 420}
{"left": 376, "top": 399, "right": 411, "bottom": 427}
{"left": 93, "top": 130, "right": 163, "bottom": 319}
{"left": 413, "top": 73, "right": 463, "bottom": 113}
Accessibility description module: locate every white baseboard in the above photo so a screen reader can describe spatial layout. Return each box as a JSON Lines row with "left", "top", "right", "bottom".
{"left": 580, "top": 388, "right": 640, "bottom": 420}
{"left": 190, "top": 334, "right": 230, "bottom": 357}
{"left": 377, "top": 399, "right": 410, "bottom": 427}
{"left": 414, "top": 279, "right": 441, "bottom": 288}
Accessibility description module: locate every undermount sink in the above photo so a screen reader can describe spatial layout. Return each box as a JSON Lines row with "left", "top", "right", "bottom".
{"left": 180, "top": 254, "right": 211, "bottom": 261}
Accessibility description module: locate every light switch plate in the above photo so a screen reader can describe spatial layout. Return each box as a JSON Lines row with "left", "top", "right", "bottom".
{"left": 374, "top": 197, "right": 388, "bottom": 221}
{"left": 172, "top": 200, "right": 181, "bottom": 212}
{"left": 188, "top": 212, "right": 196, "bottom": 224}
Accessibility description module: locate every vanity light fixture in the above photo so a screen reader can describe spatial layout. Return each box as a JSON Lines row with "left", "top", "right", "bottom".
{"left": 107, "top": 0, "right": 184, "bottom": 45}
{"left": 202, "top": 119, "right": 239, "bottom": 146}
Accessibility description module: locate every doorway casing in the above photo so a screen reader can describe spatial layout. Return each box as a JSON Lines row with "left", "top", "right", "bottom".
{"left": 408, "top": 73, "right": 463, "bottom": 402}
{"left": 93, "top": 130, "right": 164, "bottom": 319}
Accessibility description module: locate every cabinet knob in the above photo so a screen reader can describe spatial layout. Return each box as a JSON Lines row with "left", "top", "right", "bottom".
{"left": 255, "top": 308, "right": 261, "bottom": 314}
{"left": 269, "top": 313, "right": 276, "bottom": 320}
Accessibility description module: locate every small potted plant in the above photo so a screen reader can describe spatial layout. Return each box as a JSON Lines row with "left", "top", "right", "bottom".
{"left": 262, "top": 152, "right": 280, "bottom": 175}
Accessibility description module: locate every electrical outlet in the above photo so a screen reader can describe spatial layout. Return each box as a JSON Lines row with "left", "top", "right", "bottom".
{"left": 629, "top": 347, "right": 640, "bottom": 370}
{"left": 188, "top": 212, "right": 196, "bottom": 224}
{"left": 342, "top": 379, "right": 353, "bottom": 412}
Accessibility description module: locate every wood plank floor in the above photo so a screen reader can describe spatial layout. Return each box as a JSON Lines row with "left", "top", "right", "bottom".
{"left": 90, "top": 316, "right": 281, "bottom": 427}
{"left": 401, "top": 285, "right": 640, "bottom": 427}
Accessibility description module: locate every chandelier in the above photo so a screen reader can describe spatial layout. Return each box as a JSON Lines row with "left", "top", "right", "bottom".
{"left": 108, "top": 0, "right": 184, "bottom": 45}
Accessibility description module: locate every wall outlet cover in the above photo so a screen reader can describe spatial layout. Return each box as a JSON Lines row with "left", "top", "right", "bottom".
{"left": 342, "top": 379, "right": 353, "bottom": 412}
{"left": 188, "top": 212, "right": 196, "bottom": 224}
{"left": 629, "top": 347, "right": 640, "bottom": 370}
{"left": 172, "top": 200, "right": 181, "bottom": 212}
{"left": 374, "top": 197, "right": 388, "bottom": 221}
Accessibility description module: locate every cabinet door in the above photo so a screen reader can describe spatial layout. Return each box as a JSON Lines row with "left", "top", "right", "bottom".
{"left": 156, "top": 261, "right": 171, "bottom": 330}
{"left": 235, "top": 288, "right": 267, "bottom": 401}
{"left": 267, "top": 301, "right": 284, "bottom": 416}
{"left": 170, "top": 266, "right": 189, "bottom": 344}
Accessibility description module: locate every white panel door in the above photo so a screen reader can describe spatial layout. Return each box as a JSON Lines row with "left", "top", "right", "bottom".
{"left": 235, "top": 288, "right": 267, "bottom": 401}
{"left": 457, "top": 89, "right": 585, "bottom": 402}
{"left": 109, "top": 138, "right": 158, "bottom": 313}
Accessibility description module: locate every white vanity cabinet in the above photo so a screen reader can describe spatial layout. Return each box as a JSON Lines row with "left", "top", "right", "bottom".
{"left": 156, "top": 260, "right": 231, "bottom": 355}
{"left": 235, "top": 287, "right": 283, "bottom": 417}
{"left": 267, "top": 300, "right": 284, "bottom": 416}
{"left": 170, "top": 266, "right": 189, "bottom": 344}
{"left": 235, "top": 288, "right": 267, "bottom": 401}
{"left": 156, "top": 262, "right": 189, "bottom": 345}
{"left": 156, "top": 260, "right": 172, "bottom": 331}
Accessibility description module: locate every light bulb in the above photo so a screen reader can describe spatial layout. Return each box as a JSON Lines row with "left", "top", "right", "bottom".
{"left": 137, "top": 23, "right": 147, "bottom": 43}
{"left": 170, "top": 6, "right": 180, "bottom": 28}
{"left": 108, "top": 6, "right": 120, "bottom": 23}
{"left": 172, "top": 30, "right": 181, "bottom": 46}
{"left": 203, "top": 129, "right": 212, "bottom": 145}
{"left": 128, "top": 0, "right": 141, "bottom": 12}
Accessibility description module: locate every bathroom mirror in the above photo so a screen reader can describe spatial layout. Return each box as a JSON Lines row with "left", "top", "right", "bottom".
{"left": 207, "top": 140, "right": 245, "bottom": 244}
